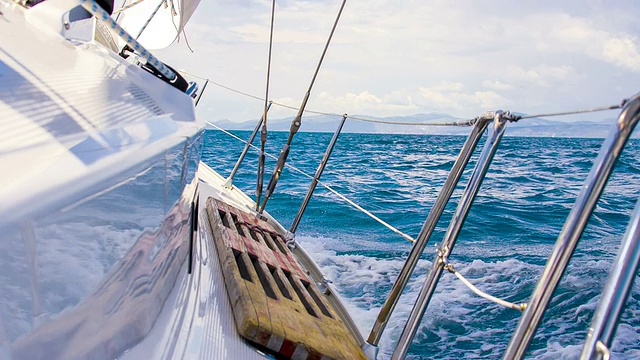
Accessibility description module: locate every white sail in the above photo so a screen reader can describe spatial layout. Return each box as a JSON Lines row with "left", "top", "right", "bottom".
{"left": 116, "top": 0, "right": 201, "bottom": 50}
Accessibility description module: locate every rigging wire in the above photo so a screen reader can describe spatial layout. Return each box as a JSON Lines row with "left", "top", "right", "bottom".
{"left": 268, "top": 100, "right": 476, "bottom": 126}
{"left": 194, "top": 78, "right": 475, "bottom": 126}
{"left": 516, "top": 101, "right": 626, "bottom": 120}
{"left": 206, "top": 121, "right": 416, "bottom": 243}
{"left": 259, "top": 0, "right": 348, "bottom": 214}
{"left": 255, "top": 0, "right": 277, "bottom": 210}
{"left": 192, "top": 77, "right": 626, "bottom": 127}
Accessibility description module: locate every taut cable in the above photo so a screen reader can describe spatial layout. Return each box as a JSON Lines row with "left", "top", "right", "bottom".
{"left": 206, "top": 121, "right": 415, "bottom": 243}
{"left": 255, "top": 0, "right": 277, "bottom": 210}
{"left": 200, "top": 78, "right": 625, "bottom": 127}
{"left": 259, "top": 0, "right": 348, "bottom": 214}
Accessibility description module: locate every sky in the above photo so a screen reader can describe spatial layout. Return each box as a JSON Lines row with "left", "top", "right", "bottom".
{"left": 157, "top": 0, "right": 640, "bottom": 124}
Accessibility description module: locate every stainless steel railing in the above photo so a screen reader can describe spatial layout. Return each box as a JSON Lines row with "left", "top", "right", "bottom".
{"left": 580, "top": 196, "right": 640, "bottom": 360}
{"left": 391, "top": 110, "right": 510, "bottom": 359}
{"left": 367, "top": 114, "right": 492, "bottom": 346}
{"left": 367, "top": 97, "right": 640, "bottom": 359}
{"left": 504, "top": 94, "right": 640, "bottom": 359}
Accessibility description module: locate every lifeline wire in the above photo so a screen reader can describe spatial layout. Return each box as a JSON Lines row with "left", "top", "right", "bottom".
{"left": 517, "top": 101, "right": 626, "bottom": 120}
{"left": 200, "top": 79, "right": 475, "bottom": 126}
{"left": 255, "top": 0, "right": 277, "bottom": 210}
{"left": 269, "top": 99, "right": 475, "bottom": 126}
{"left": 201, "top": 79, "right": 624, "bottom": 127}
{"left": 259, "top": 0, "right": 348, "bottom": 213}
{"left": 206, "top": 121, "right": 416, "bottom": 243}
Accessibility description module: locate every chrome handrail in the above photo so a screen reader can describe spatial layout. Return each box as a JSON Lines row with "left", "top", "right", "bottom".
{"left": 504, "top": 94, "right": 640, "bottom": 360}
{"left": 367, "top": 115, "right": 492, "bottom": 346}
{"left": 580, "top": 197, "right": 640, "bottom": 360}
{"left": 391, "top": 111, "right": 509, "bottom": 359}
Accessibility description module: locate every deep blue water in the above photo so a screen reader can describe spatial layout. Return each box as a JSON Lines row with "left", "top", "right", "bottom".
{"left": 202, "top": 128, "right": 640, "bottom": 359}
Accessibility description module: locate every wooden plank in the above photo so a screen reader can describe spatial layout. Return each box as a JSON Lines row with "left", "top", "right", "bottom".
{"left": 206, "top": 198, "right": 366, "bottom": 360}
{"left": 212, "top": 200, "right": 247, "bottom": 252}
{"left": 206, "top": 199, "right": 257, "bottom": 338}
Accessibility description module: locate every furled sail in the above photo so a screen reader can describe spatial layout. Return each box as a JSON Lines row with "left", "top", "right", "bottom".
{"left": 115, "top": 0, "right": 200, "bottom": 49}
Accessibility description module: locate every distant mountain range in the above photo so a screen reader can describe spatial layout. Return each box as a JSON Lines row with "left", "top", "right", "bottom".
{"left": 210, "top": 113, "right": 638, "bottom": 138}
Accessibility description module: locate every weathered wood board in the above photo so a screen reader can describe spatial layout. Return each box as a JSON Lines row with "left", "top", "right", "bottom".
{"left": 206, "top": 198, "right": 366, "bottom": 360}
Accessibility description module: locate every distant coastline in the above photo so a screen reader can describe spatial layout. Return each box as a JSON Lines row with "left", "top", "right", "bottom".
{"left": 209, "top": 113, "right": 638, "bottom": 138}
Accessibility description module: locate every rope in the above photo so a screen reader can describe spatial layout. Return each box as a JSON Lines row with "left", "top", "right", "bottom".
{"left": 113, "top": 0, "right": 146, "bottom": 14}
{"left": 134, "top": 0, "right": 165, "bottom": 40}
{"left": 443, "top": 262, "right": 527, "bottom": 312}
{"left": 596, "top": 341, "right": 611, "bottom": 360}
{"left": 206, "top": 121, "right": 416, "bottom": 243}
{"left": 260, "top": 100, "right": 478, "bottom": 126}
{"left": 180, "top": 27, "right": 195, "bottom": 53}
{"left": 79, "top": 0, "right": 175, "bottom": 80}
{"left": 267, "top": 102, "right": 478, "bottom": 126}
{"left": 315, "top": 178, "right": 416, "bottom": 243}
{"left": 207, "top": 79, "right": 265, "bottom": 101}
{"left": 348, "top": 115, "right": 476, "bottom": 127}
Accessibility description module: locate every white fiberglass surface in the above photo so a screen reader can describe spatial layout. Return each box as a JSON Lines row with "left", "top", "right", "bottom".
{"left": 1, "top": 137, "right": 202, "bottom": 360}
{"left": 0, "top": 3, "right": 207, "bottom": 359}
{"left": 121, "top": 183, "right": 268, "bottom": 360}
{"left": 0, "top": 1, "right": 200, "bottom": 226}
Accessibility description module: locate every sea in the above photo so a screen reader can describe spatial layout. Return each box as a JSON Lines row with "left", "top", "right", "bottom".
{"left": 202, "top": 128, "right": 640, "bottom": 359}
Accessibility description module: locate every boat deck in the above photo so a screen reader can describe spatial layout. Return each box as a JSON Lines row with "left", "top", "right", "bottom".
{"left": 121, "top": 163, "right": 366, "bottom": 359}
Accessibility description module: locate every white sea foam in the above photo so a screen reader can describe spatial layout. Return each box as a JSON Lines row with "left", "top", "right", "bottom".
{"left": 297, "top": 235, "right": 542, "bottom": 358}
{"left": 296, "top": 233, "right": 640, "bottom": 359}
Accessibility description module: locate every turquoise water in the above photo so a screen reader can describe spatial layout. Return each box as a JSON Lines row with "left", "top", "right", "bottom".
{"left": 202, "top": 129, "right": 640, "bottom": 359}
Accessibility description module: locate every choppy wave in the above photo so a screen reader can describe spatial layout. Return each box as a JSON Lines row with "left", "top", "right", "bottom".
{"left": 203, "top": 130, "right": 640, "bottom": 359}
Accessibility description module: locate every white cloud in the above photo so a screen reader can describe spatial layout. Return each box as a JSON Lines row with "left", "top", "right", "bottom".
{"left": 165, "top": 1, "right": 640, "bottom": 122}
{"left": 417, "top": 86, "right": 464, "bottom": 112}
{"left": 227, "top": 23, "right": 327, "bottom": 44}
{"left": 310, "top": 91, "right": 419, "bottom": 117}
{"left": 527, "top": 13, "right": 640, "bottom": 72}
{"left": 475, "top": 91, "right": 509, "bottom": 109}
{"left": 382, "top": 91, "right": 415, "bottom": 107}
{"left": 505, "top": 64, "right": 578, "bottom": 88}
{"left": 482, "top": 81, "right": 513, "bottom": 91}
{"left": 417, "top": 83, "right": 510, "bottom": 114}
{"left": 602, "top": 36, "right": 640, "bottom": 72}
{"left": 432, "top": 82, "right": 466, "bottom": 92}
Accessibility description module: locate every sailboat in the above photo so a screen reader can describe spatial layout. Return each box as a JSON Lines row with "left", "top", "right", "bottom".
{"left": 1, "top": 0, "right": 639, "bottom": 359}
